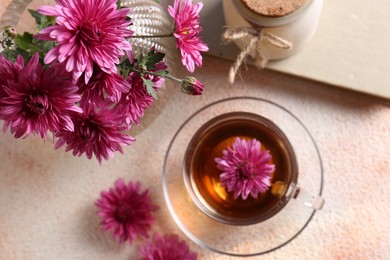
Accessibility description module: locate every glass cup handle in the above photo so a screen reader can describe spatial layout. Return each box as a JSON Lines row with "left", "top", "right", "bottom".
{"left": 290, "top": 185, "right": 325, "bottom": 210}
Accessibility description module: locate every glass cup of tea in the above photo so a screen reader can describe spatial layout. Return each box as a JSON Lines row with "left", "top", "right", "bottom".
{"left": 163, "top": 97, "right": 324, "bottom": 256}
{"left": 183, "top": 111, "right": 324, "bottom": 226}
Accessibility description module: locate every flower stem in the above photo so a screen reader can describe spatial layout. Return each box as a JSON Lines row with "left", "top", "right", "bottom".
{"left": 131, "top": 68, "right": 182, "bottom": 83}
{"left": 146, "top": 70, "right": 182, "bottom": 83}
{"left": 160, "top": 73, "right": 182, "bottom": 83}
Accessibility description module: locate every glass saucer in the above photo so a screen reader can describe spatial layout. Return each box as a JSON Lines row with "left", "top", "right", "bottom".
{"left": 162, "top": 97, "right": 324, "bottom": 257}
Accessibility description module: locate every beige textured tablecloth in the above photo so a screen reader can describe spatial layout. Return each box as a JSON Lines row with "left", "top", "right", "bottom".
{"left": 1, "top": 1, "right": 390, "bottom": 260}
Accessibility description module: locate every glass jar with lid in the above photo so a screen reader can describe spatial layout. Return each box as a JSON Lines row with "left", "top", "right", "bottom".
{"left": 223, "top": 0, "right": 323, "bottom": 60}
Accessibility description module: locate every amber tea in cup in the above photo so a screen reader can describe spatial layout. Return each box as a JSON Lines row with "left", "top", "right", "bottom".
{"left": 183, "top": 112, "right": 299, "bottom": 225}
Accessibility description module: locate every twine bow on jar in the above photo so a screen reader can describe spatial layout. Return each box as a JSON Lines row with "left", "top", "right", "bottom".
{"left": 222, "top": 26, "right": 293, "bottom": 84}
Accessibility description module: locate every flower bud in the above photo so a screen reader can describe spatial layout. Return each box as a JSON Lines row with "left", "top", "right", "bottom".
{"left": 181, "top": 76, "right": 204, "bottom": 95}
{"left": 3, "top": 26, "right": 17, "bottom": 39}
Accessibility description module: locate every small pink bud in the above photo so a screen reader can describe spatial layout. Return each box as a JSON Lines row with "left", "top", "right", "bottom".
{"left": 181, "top": 76, "right": 204, "bottom": 95}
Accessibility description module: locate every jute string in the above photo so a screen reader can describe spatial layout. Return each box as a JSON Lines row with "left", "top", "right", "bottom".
{"left": 222, "top": 27, "right": 293, "bottom": 84}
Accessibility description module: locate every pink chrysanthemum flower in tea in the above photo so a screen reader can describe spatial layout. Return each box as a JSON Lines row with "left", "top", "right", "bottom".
{"left": 168, "top": 0, "right": 209, "bottom": 73}
{"left": 54, "top": 103, "right": 134, "bottom": 164}
{"left": 215, "top": 137, "right": 275, "bottom": 200}
{"left": 139, "top": 233, "right": 197, "bottom": 260}
{"left": 36, "top": 0, "right": 133, "bottom": 84}
{"left": 95, "top": 179, "right": 159, "bottom": 244}
{"left": 0, "top": 53, "right": 82, "bottom": 139}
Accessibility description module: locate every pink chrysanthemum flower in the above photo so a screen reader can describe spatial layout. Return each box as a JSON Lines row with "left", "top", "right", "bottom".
{"left": 54, "top": 103, "right": 134, "bottom": 164}
{"left": 95, "top": 179, "right": 159, "bottom": 244}
{"left": 36, "top": 0, "right": 133, "bottom": 84}
{"left": 139, "top": 233, "right": 197, "bottom": 260}
{"left": 215, "top": 137, "right": 275, "bottom": 200}
{"left": 77, "top": 64, "right": 131, "bottom": 107}
{"left": 115, "top": 62, "right": 167, "bottom": 126}
{"left": 168, "top": 0, "right": 209, "bottom": 73}
{"left": 0, "top": 53, "right": 81, "bottom": 139}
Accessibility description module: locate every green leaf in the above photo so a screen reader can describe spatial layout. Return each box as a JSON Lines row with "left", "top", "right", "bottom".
{"left": 15, "top": 33, "right": 42, "bottom": 54}
{"left": 15, "top": 47, "right": 31, "bottom": 62}
{"left": 28, "top": 9, "right": 43, "bottom": 25}
{"left": 32, "top": 38, "right": 55, "bottom": 56}
{"left": 118, "top": 55, "right": 136, "bottom": 78}
{"left": 142, "top": 78, "right": 158, "bottom": 100}
{"left": 28, "top": 9, "right": 56, "bottom": 31}
{"left": 1, "top": 49, "right": 18, "bottom": 62}
{"left": 40, "top": 15, "right": 48, "bottom": 27}
{"left": 148, "top": 52, "right": 165, "bottom": 65}
{"left": 145, "top": 51, "right": 165, "bottom": 70}
{"left": 17, "top": 31, "right": 33, "bottom": 43}
{"left": 156, "top": 70, "right": 169, "bottom": 75}
{"left": 2, "top": 47, "right": 30, "bottom": 63}
{"left": 138, "top": 54, "right": 148, "bottom": 68}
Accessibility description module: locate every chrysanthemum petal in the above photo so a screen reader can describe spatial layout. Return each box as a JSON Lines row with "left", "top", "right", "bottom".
{"left": 37, "top": 5, "right": 60, "bottom": 16}
{"left": 44, "top": 47, "right": 60, "bottom": 64}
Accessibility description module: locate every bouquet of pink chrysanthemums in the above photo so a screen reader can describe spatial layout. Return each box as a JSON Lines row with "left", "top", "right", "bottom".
{"left": 0, "top": 0, "right": 208, "bottom": 164}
